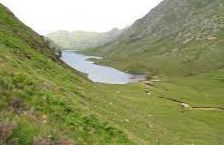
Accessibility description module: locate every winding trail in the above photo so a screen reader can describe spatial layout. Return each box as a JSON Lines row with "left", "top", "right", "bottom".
{"left": 143, "top": 81, "right": 224, "bottom": 111}
{"left": 157, "top": 96, "right": 224, "bottom": 111}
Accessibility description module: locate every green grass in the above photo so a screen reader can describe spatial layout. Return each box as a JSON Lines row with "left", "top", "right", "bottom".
{"left": 0, "top": 4, "right": 133, "bottom": 145}
{"left": 1, "top": 2, "right": 224, "bottom": 145}
{"left": 0, "top": 34, "right": 133, "bottom": 145}
{"left": 89, "top": 70, "right": 224, "bottom": 145}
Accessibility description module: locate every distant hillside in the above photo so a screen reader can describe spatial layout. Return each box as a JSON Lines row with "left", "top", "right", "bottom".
{"left": 46, "top": 28, "right": 121, "bottom": 50}
{"left": 83, "top": 0, "right": 224, "bottom": 76}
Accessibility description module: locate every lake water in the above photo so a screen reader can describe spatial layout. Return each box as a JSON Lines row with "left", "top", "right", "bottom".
{"left": 61, "top": 51, "right": 146, "bottom": 84}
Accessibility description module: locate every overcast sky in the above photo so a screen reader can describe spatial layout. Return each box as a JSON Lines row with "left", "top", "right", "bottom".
{"left": 0, "top": 0, "right": 163, "bottom": 35}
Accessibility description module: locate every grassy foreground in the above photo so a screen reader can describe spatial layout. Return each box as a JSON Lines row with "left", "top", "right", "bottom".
{"left": 89, "top": 71, "right": 224, "bottom": 145}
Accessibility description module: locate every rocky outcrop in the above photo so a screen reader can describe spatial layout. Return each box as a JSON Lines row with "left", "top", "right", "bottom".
{"left": 123, "top": 0, "right": 224, "bottom": 43}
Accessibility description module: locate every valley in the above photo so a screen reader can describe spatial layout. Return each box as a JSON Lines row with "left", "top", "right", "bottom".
{"left": 0, "top": 0, "right": 224, "bottom": 145}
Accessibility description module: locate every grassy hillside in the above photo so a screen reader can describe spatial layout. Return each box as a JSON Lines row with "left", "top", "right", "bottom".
{"left": 90, "top": 73, "right": 224, "bottom": 145}
{"left": 1, "top": 2, "right": 224, "bottom": 145}
{"left": 82, "top": 0, "right": 224, "bottom": 76}
{"left": 46, "top": 28, "right": 121, "bottom": 50}
{"left": 0, "top": 4, "right": 133, "bottom": 145}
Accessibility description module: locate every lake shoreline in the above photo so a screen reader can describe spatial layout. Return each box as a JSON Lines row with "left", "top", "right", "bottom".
{"left": 61, "top": 51, "right": 146, "bottom": 84}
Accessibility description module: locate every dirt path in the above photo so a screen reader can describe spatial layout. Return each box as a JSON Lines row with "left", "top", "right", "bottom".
{"left": 143, "top": 82, "right": 224, "bottom": 111}
{"left": 157, "top": 96, "right": 224, "bottom": 111}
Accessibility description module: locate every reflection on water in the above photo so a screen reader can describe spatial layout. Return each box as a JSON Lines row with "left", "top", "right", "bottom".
{"left": 61, "top": 51, "right": 146, "bottom": 84}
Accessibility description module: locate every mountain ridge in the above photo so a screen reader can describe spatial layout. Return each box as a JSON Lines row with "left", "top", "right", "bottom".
{"left": 46, "top": 28, "right": 121, "bottom": 50}
{"left": 82, "top": 0, "right": 224, "bottom": 76}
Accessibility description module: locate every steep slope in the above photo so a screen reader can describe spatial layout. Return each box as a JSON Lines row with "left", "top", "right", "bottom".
{"left": 83, "top": 0, "right": 224, "bottom": 76}
{"left": 46, "top": 28, "right": 121, "bottom": 50}
{"left": 0, "top": 4, "right": 133, "bottom": 145}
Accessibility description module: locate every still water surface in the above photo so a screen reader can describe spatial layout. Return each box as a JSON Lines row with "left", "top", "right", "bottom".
{"left": 61, "top": 51, "right": 146, "bottom": 84}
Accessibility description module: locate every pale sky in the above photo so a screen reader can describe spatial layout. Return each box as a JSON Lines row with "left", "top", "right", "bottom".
{"left": 0, "top": 0, "right": 163, "bottom": 35}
